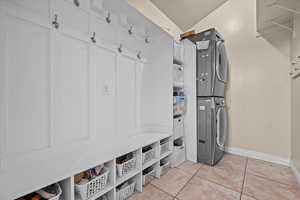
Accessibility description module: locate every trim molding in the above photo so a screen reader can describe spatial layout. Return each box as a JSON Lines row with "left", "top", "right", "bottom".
{"left": 290, "top": 161, "right": 300, "bottom": 185}
{"left": 225, "top": 147, "right": 290, "bottom": 166}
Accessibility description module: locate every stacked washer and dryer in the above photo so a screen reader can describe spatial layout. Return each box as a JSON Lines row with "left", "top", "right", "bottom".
{"left": 187, "top": 28, "right": 229, "bottom": 166}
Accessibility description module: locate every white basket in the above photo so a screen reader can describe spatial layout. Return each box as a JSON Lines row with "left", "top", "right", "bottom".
{"left": 173, "top": 145, "right": 186, "bottom": 167}
{"left": 142, "top": 170, "right": 156, "bottom": 185}
{"left": 173, "top": 117, "right": 184, "bottom": 139}
{"left": 173, "top": 41, "right": 184, "bottom": 63}
{"left": 173, "top": 64, "right": 184, "bottom": 83}
{"left": 142, "top": 149, "right": 155, "bottom": 164}
{"left": 160, "top": 143, "right": 169, "bottom": 155}
{"left": 75, "top": 168, "right": 110, "bottom": 200}
{"left": 116, "top": 181, "right": 136, "bottom": 200}
{"left": 160, "top": 162, "right": 171, "bottom": 175}
{"left": 116, "top": 157, "right": 137, "bottom": 177}
{"left": 49, "top": 184, "right": 62, "bottom": 200}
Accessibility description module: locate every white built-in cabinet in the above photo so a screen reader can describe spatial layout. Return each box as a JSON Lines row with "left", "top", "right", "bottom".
{"left": 0, "top": 0, "right": 174, "bottom": 199}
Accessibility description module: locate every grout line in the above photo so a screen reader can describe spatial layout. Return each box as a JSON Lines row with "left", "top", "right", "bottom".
{"left": 240, "top": 157, "right": 248, "bottom": 200}
{"left": 149, "top": 182, "right": 175, "bottom": 197}
{"left": 174, "top": 164, "right": 204, "bottom": 198}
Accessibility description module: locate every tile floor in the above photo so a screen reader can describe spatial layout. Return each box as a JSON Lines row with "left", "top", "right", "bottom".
{"left": 130, "top": 153, "right": 300, "bottom": 200}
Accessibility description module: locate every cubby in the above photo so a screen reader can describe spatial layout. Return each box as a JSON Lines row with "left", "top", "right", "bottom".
{"left": 160, "top": 137, "right": 173, "bottom": 158}
{"left": 74, "top": 160, "right": 115, "bottom": 200}
{"left": 159, "top": 156, "right": 171, "bottom": 176}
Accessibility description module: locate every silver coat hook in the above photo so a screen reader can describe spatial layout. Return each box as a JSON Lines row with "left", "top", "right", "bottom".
{"left": 137, "top": 51, "right": 141, "bottom": 59}
{"left": 52, "top": 14, "right": 59, "bottom": 29}
{"left": 128, "top": 26, "right": 133, "bottom": 35}
{"left": 118, "top": 44, "right": 123, "bottom": 53}
{"left": 91, "top": 32, "right": 96, "bottom": 43}
{"left": 106, "top": 12, "right": 111, "bottom": 24}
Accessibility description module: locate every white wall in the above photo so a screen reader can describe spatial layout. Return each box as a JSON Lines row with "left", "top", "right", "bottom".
{"left": 190, "top": 0, "right": 291, "bottom": 159}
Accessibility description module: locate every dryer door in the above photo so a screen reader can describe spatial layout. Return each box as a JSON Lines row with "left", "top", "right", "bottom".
{"left": 216, "top": 105, "right": 228, "bottom": 150}
{"left": 216, "top": 40, "right": 228, "bottom": 83}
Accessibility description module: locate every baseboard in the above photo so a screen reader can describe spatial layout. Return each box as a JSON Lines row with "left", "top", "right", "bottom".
{"left": 225, "top": 147, "right": 290, "bottom": 166}
{"left": 290, "top": 161, "right": 300, "bottom": 185}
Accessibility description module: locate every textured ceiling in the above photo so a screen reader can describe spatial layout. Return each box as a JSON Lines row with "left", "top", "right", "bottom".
{"left": 150, "top": 0, "right": 228, "bottom": 31}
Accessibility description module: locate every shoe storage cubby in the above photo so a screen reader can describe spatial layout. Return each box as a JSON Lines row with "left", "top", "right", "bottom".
{"left": 116, "top": 174, "right": 141, "bottom": 200}
{"left": 172, "top": 138, "right": 186, "bottom": 167}
{"left": 95, "top": 189, "right": 114, "bottom": 200}
{"left": 14, "top": 135, "right": 171, "bottom": 200}
{"left": 74, "top": 160, "right": 115, "bottom": 200}
{"left": 160, "top": 137, "right": 172, "bottom": 158}
{"left": 15, "top": 178, "right": 71, "bottom": 200}
{"left": 159, "top": 156, "right": 171, "bottom": 176}
{"left": 142, "top": 142, "right": 159, "bottom": 169}
{"left": 142, "top": 163, "right": 159, "bottom": 186}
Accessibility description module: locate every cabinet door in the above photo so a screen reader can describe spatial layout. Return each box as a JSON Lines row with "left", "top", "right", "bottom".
{"left": 0, "top": 7, "right": 51, "bottom": 156}
{"left": 117, "top": 54, "right": 139, "bottom": 138}
{"left": 51, "top": 32, "right": 89, "bottom": 145}
{"left": 90, "top": 45, "right": 116, "bottom": 140}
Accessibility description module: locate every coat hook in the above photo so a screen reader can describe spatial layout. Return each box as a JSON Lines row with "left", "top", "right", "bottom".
{"left": 137, "top": 51, "right": 142, "bottom": 59}
{"left": 106, "top": 12, "right": 111, "bottom": 24}
{"left": 118, "top": 44, "right": 123, "bottom": 53}
{"left": 128, "top": 26, "right": 133, "bottom": 35}
{"left": 74, "top": 0, "right": 80, "bottom": 7}
{"left": 145, "top": 36, "right": 149, "bottom": 44}
{"left": 52, "top": 14, "right": 59, "bottom": 29}
{"left": 91, "top": 32, "right": 96, "bottom": 43}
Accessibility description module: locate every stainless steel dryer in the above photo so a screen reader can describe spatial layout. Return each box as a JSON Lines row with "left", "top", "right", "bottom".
{"left": 197, "top": 97, "right": 228, "bottom": 166}
{"left": 188, "top": 28, "right": 229, "bottom": 97}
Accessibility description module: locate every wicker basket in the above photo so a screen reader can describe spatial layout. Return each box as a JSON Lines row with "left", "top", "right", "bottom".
{"left": 75, "top": 168, "right": 110, "bottom": 200}
{"left": 116, "top": 181, "right": 136, "bottom": 200}
{"left": 142, "top": 149, "right": 155, "bottom": 164}
{"left": 142, "top": 169, "right": 156, "bottom": 185}
{"left": 160, "top": 161, "right": 171, "bottom": 175}
{"left": 160, "top": 143, "right": 169, "bottom": 155}
{"left": 116, "top": 157, "right": 137, "bottom": 177}
{"left": 49, "top": 184, "right": 62, "bottom": 200}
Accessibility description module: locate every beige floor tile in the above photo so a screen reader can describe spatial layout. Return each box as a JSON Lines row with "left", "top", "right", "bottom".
{"left": 244, "top": 174, "right": 300, "bottom": 200}
{"left": 196, "top": 164, "right": 245, "bottom": 192}
{"left": 215, "top": 153, "right": 247, "bottom": 171}
{"left": 151, "top": 168, "right": 193, "bottom": 196}
{"left": 241, "top": 195, "right": 257, "bottom": 200}
{"left": 177, "top": 176, "right": 240, "bottom": 200}
{"left": 247, "top": 158, "right": 298, "bottom": 186}
{"left": 177, "top": 161, "right": 203, "bottom": 175}
{"left": 129, "top": 184, "right": 173, "bottom": 200}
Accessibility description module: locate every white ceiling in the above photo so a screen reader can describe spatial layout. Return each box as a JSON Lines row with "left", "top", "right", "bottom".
{"left": 150, "top": 0, "right": 228, "bottom": 31}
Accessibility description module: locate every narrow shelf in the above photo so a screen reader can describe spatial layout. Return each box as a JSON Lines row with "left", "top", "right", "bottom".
{"left": 173, "top": 81, "right": 184, "bottom": 88}
{"left": 142, "top": 159, "right": 158, "bottom": 170}
{"left": 160, "top": 151, "right": 172, "bottom": 159}
{"left": 116, "top": 168, "right": 141, "bottom": 186}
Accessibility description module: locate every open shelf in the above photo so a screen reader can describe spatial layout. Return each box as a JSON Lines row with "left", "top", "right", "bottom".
{"left": 14, "top": 134, "right": 172, "bottom": 200}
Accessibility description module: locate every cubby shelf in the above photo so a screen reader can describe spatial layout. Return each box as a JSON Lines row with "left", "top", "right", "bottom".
{"left": 15, "top": 133, "right": 173, "bottom": 200}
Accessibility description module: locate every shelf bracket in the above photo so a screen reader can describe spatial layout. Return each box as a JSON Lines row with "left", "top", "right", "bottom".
{"left": 268, "top": 1, "right": 300, "bottom": 15}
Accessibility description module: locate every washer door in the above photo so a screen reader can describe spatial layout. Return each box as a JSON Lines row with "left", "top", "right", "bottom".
{"left": 216, "top": 41, "right": 228, "bottom": 83}
{"left": 216, "top": 106, "right": 228, "bottom": 150}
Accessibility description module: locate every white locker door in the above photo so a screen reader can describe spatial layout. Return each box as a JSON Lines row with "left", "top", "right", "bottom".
{"left": 117, "top": 54, "right": 139, "bottom": 138}
{"left": 51, "top": 32, "right": 89, "bottom": 145}
{"left": 0, "top": 4, "right": 51, "bottom": 158}
{"left": 90, "top": 45, "right": 116, "bottom": 141}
